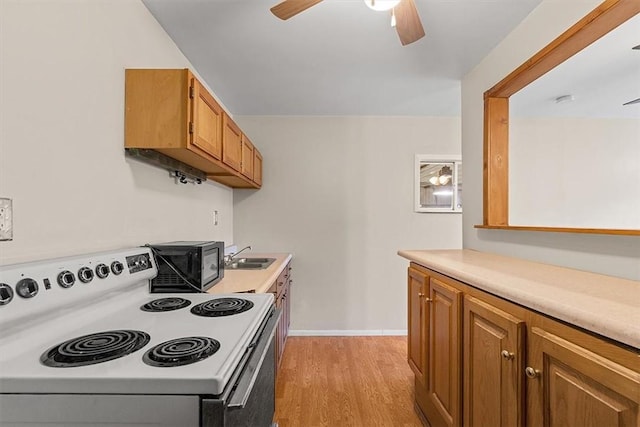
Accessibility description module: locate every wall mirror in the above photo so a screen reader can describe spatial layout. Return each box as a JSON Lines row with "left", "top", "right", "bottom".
{"left": 415, "top": 155, "right": 462, "bottom": 213}
{"left": 479, "top": 0, "right": 640, "bottom": 235}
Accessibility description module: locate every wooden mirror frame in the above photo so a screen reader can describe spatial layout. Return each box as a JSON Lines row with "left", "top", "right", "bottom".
{"left": 477, "top": 0, "right": 640, "bottom": 236}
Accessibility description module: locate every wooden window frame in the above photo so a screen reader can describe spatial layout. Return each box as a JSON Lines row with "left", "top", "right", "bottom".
{"left": 477, "top": 0, "right": 640, "bottom": 236}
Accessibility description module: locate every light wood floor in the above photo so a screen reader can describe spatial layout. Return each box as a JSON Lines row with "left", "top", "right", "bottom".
{"left": 274, "top": 336, "right": 423, "bottom": 427}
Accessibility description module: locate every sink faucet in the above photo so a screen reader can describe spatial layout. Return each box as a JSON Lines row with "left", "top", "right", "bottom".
{"left": 224, "top": 245, "right": 252, "bottom": 266}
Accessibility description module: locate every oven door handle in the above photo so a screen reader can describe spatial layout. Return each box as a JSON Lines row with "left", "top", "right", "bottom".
{"left": 227, "top": 307, "right": 282, "bottom": 409}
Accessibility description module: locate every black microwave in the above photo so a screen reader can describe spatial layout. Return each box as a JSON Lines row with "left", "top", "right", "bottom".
{"left": 148, "top": 241, "right": 225, "bottom": 293}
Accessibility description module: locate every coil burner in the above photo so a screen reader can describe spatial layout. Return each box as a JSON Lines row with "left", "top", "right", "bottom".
{"left": 143, "top": 336, "right": 220, "bottom": 367}
{"left": 41, "top": 330, "right": 150, "bottom": 368}
{"left": 190, "top": 297, "right": 254, "bottom": 317}
{"left": 140, "top": 297, "right": 191, "bottom": 312}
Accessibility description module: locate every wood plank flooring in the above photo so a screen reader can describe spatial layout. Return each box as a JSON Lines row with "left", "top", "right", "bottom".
{"left": 274, "top": 336, "right": 423, "bottom": 427}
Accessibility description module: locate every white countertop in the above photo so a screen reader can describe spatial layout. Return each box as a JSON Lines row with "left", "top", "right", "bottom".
{"left": 398, "top": 249, "right": 640, "bottom": 349}
{"left": 208, "top": 253, "right": 292, "bottom": 294}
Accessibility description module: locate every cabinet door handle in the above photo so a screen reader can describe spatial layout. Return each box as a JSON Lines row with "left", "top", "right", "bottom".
{"left": 525, "top": 367, "right": 540, "bottom": 378}
{"left": 418, "top": 293, "right": 433, "bottom": 302}
{"left": 501, "top": 350, "right": 514, "bottom": 360}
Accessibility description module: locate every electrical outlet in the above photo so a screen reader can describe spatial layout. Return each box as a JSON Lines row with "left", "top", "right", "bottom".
{"left": 0, "top": 198, "right": 13, "bottom": 241}
{"left": 214, "top": 210, "right": 219, "bottom": 226}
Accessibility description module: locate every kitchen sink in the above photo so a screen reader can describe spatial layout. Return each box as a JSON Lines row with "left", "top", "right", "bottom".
{"left": 236, "top": 258, "right": 273, "bottom": 264}
{"left": 225, "top": 258, "right": 276, "bottom": 270}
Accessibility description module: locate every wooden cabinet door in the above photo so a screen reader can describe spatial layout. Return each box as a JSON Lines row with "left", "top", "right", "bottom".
{"left": 463, "top": 295, "right": 525, "bottom": 427}
{"left": 408, "top": 267, "right": 428, "bottom": 382}
{"left": 269, "top": 282, "right": 280, "bottom": 373}
{"left": 282, "top": 281, "right": 290, "bottom": 345}
{"left": 274, "top": 284, "right": 283, "bottom": 368}
{"left": 253, "top": 149, "right": 263, "bottom": 186}
{"left": 278, "top": 291, "right": 286, "bottom": 363}
{"left": 528, "top": 327, "right": 640, "bottom": 427}
{"left": 240, "top": 134, "right": 254, "bottom": 180}
{"left": 189, "top": 76, "right": 222, "bottom": 160}
{"left": 427, "top": 278, "right": 462, "bottom": 427}
{"left": 222, "top": 113, "right": 242, "bottom": 171}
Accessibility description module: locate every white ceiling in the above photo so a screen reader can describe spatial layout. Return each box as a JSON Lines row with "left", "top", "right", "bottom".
{"left": 143, "top": 0, "right": 541, "bottom": 116}
{"left": 511, "top": 13, "right": 640, "bottom": 119}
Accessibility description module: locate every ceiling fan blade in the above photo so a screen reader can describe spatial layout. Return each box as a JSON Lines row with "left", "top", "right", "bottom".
{"left": 623, "top": 97, "right": 640, "bottom": 106}
{"left": 270, "top": 0, "right": 323, "bottom": 20}
{"left": 394, "top": 0, "right": 425, "bottom": 46}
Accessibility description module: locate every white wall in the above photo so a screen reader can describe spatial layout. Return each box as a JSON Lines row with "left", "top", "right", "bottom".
{"left": 461, "top": 0, "right": 640, "bottom": 280}
{"left": 510, "top": 117, "right": 640, "bottom": 229}
{"left": 233, "top": 116, "right": 462, "bottom": 333}
{"left": 0, "top": 0, "right": 233, "bottom": 264}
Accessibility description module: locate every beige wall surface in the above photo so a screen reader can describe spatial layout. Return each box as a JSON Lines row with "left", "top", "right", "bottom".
{"left": 510, "top": 117, "right": 640, "bottom": 229}
{"left": 0, "top": 0, "right": 233, "bottom": 264}
{"left": 234, "top": 116, "right": 462, "bottom": 332}
{"left": 461, "top": 0, "right": 640, "bottom": 280}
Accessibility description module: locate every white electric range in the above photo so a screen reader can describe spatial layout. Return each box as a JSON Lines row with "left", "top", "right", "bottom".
{"left": 0, "top": 247, "right": 279, "bottom": 427}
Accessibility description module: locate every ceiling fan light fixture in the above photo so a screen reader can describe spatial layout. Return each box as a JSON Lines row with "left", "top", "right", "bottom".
{"left": 428, "top": 165, "right": 453, "bottom": 186}
{"left": 364, "top": 0, "right": 401, "bottom": 12}
{"left": 438, "top": 165, "right": 452, "bottom": 185}
{"left": 555, "top": 94, "right": 574, "bottom": 104}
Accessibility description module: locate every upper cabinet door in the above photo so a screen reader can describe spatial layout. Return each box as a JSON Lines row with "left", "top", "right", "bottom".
{"left": 189, "top": 76, "right": 222, "bottom": 160}
{"left": 253, "top": 149, "right": 263, "bottom": 187}
{"left": 240, "top": 134, "right": 254, "bottom": 180}
{"left": 222, "top": 113, "right": 242, "bottom": 172}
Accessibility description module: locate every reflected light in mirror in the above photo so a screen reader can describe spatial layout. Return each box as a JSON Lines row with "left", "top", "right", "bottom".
{"left": 363, "top": 0, "right": 400, "bottom": 11}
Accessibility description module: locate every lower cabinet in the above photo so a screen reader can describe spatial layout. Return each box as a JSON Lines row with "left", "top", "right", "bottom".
{"left": 407, "top": 263, "right": 640, "bottom": 427}
{"left": 463, "top": 295, "right": 525, "bottom": 427}
{"left": 528, "top": 327, "right": 640, "bottom": 427}
{"left": 409, "top": 268, "right": 462, "bottom": 427}
{"left": 408, "top": 267, "right": 427, "bottom": 381}
{"left": 270, "top": 261, "right": 292, "bottom": 371}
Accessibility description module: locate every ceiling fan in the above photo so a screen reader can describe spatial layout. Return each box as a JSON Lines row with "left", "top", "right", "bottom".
{"left": 270, "top": 0, "right": 425, "bottom": 46}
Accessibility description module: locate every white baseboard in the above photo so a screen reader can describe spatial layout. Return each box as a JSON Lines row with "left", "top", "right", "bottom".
{"left": 289, "top": 329, "right": 407, "bottom": 337}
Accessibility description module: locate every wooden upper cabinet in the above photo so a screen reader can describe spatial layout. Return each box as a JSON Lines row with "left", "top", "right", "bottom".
{"left": 463, "top": 295, "right": 525, "bottom": 427}
{"left": 124, "top": 68, "right": 261, "bottom": 189}
{"left": 189, "top": 76, "right": 222, "bottom": 160}
{"left": 240, "top": 134, "right": 254, "bottom": 180}
{"left": 253, "top": 149, "right": 263, "bottom": 187}
{"left": 222, "top": 113, "right": 242, "bottom": 172}
{"left": 528, "top": 327, "right": 640, "bottom": 427}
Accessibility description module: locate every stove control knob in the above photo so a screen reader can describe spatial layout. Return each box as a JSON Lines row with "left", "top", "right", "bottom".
{"left": 95, "top": 263, "right": 110, "bottom": 279}
{"left": 0, "top": 284, "right": 14, "bottom": 305}
{"left": 16, "top": 278, "right": 39, "bottom": 299}
{"left": 57, "top": 270, "right": 76, "bottom": 288}
{"left": 111, "top": 261, "right": 124, "bottom": 275}
{"left": 78, "top": 267, "right": 94, "bottom": 283}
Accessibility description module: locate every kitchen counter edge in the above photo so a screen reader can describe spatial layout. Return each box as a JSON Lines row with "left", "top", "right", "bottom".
{"left": 398, "top": 249, "right": 640, "bottom": 349}
{"left": 207, "top": 253, "right": 292, "bottom": 295}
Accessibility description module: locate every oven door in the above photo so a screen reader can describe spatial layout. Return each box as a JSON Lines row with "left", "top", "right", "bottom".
{"left": 201, "top": 307, "right": 281, "bottom": 427}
